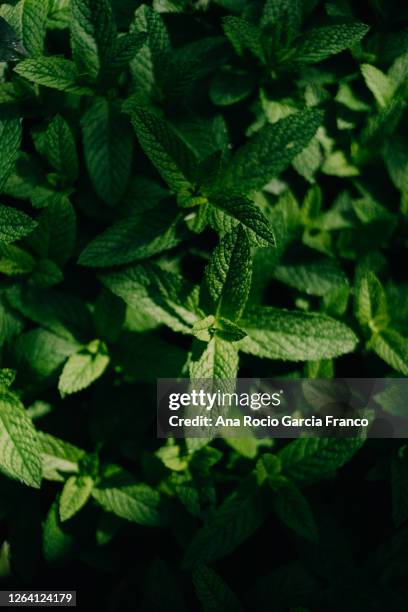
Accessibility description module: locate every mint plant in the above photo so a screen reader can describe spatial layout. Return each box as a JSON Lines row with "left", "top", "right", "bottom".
{"left": 0, "top": 0, "right": 407, "bottom": 608}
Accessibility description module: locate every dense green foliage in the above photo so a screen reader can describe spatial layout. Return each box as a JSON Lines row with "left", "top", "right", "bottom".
{"left": 0, "top": 0, "right": 407, "bottom": 609}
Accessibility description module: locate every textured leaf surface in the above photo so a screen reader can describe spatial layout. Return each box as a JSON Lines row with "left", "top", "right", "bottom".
{"left": 42, "top": 115, "right": 78, "bottom": 184}
{"left": 70, "top": 0, "right": 116, "bottom": 79}
{"left": 0, "top": 243, "right": 35, "bottom": 275}
{"left": 296, "top": 23, "right": 369, "bottom": 64}
{"left": 239, "top": 307, "right": 358, "bottom": 361}
{"left": 130, "top": 107, "right": 197, "bottom": 193}
{"left": 279, "top": 437, "right": 364, "bottom": 483}
{"left": 129, "top": 5, "right": 171, "bottom": 98}
{"left": 209, "top": 193, "right": 275, "bottom": 247}
{"left": 361, "top": 64, "right": 394, "bottom": 107}
{"left": 354, "top": 269, "right": 389, "bottom": 331}
{"left": 0, "top": 204, "right": 37, "bottom": 243}
{"left": 272, "top": 259, "right": 348, "bottom": 296}
{"left": 190, "top": 337, "right": 239, "bottom": 380}
{"left": 82, "top": 97, "right": 133, "bottom": 205}
{"left": 224, "top": 110, "right": 323, "bottom": 193}
{"left": 79, "top": 204, "right": 183, "bottom": 267}
{"left": 92, "top": 470, "right": 163, "bottom": 526}
{"left": 0, "top": 16, "right": 26, "bottom": 61}
{"left": 109, "top": 31, "right": 147, "bottom": 73}
{"left": 261, "top": 0, "right": 302, "bottom": 35}
{"left": 58, "top": 347, "right": 110, "bottom": 396}
{"left": 22, "top": 0, "right": 48, "bottom": 57}
{"left": 370, "top": 330, "right": 408, "bottom": 375}
{"left": 203, "top": 225, "right": 252, "bottom": 321}
{"left": 0, "top": 392, "right": 42, "bottom": 488}
{"left": 0, "top": 119, "right": 22, "bottom": 193}
{"left": 59, "top": 475, "right": 94, "bottom": 521}
{"left": 39, "top": 431, "right": 85, "bottom": 482}
{"left": 15, "top": 328, "right": 79, "bottom": 380}
{"left": 14, "top": 58, "right": 93, "bottom": 94}
{"left": 222, "top": 17, "right": 264, "bottom": 62}
{"left": 101, "top": 262, "right": 199, "bottom": 334}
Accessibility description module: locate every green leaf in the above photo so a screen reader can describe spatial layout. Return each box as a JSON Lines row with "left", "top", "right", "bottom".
{"left": 82, "top": 97, "right": 133, "bottom": 205}
{"left": 30, "top": 258, "right": 63, "bottom": 288}
{"left": 0, "top": 294, "right": 23, "bottom": 349}
{"left": 14, "top": 57, "right": 93, "bottom": 94}
{"left": 354, "top": 269, "right": 389, "bottom": 333}
{"left": 0, "top": 243, "right": 35, "bottom": 275}
{"left": 225, "top": 436, "right": 261, "bottom": 460}
{"left": 42, "top": 115, "right": 78, "bottom": 184}
{"left": 261, "top": 0, "right": 302, "bottom": 38}
{"left": 0, "top": 392, "right": 42, "bottom": 488}
{"left": 292, "top": 136, "right": 323, "bottom": 182}
{"left": 272, "top": 481, "right": 318, "bottom": 542}
{"left": 0, "top": 16, "right": 27, "bottom": 61}
{"left": 362, "top": 97, "right": 406, "bottom": 144}
{"left": 193, "top": 565, "right": 244, "bottom": 612}
{"left": 42, "top": 497, "right": 74, "bottom": 565}
{"left": 279, "top": 437, "right": 364, "bottom": 484}
{"left": 27, "top": 196, "right": 76, "bottom": 266}
{"left": 210, "top": 67, "right": 254, "bottom": 106}
{"left": 209, "top": 193, "right": 275, "bottom": 247}
{"left": 92, "top": 467, "right": 163, "bottom": 526}
{"left": 133, "top": 5, "right": 170, "bottom": 66}
{"left": 239, "top": 306, "right": 358, "bottom": 361}
{"left": 256, "top": 453, "right": 282, "bottom": 485}
{"left": 223, "top": 110, "right": 323, "bottom": 193}
{"left": 14, "top": 328, "right": 79, "bottom": 380}
{"left": 182, "top": 479, "right": 264, "bottom": 568}
{"left": 47, "top": 0, "right": 70, "bottom": 30}
{"left": 369, "top": 329, "right": 408, "bottom": 375}
{"left": 296, "top": 23, "right": 369, "bottom": 64}
{"left": 0, "top": 119, "right": 22, "bottom": 193}
{"left": 202, "top": 225, "right": 252, "bottom": 322}
{"left": 22, "top": 0, "right": 48, "bottom": 57}
{"left": 0, "top": 204, "right": 37, "bottom": 243}
{"left": 272, "top": 259, "right": 348, "bottom": 297}
{"left": 58, "top": 341, "right": 110, "bottom": 396}
{"left": 129, "top": 106, "right": 197, "bottom": 194}
{"left": 59, "top": 475, "right": 94, "bottom": 522}
{"left": 101, "top": 262, "right": 200, "bottom": 334}
{"left": 129, "top": 5, "right": 171, "bottom": 99}
{"left": 322, "top": 151, "right": 359, "bottom": 177}
{"left": 0, "top": 369, "right": 16, "bottom": 390}
{"left": 361, "top": 64, "right": 394, "bottom": 107}
{"left": 222, "top": 16, "right": 264, "bottom": 63}
{"left": 214, "top": 318, "right": 247, "bottom": 343}
{"left": 108, "top": 31, "right": 147, "bottom": 73}
{"left": 79, "top": 204, "right": 183, "bottom": 267}
{"left": 70, "top": 0, "right": 116, "bottom": 80}
{"left": 38, "top": 431, "right": 85, "bottom": 482}
{"left": 6, "top": 285, "right": 91, "bottom": 342}
{"left": 190, "top": 337, "right": 239, "bottom": 380}
{"left": 384, "top": 138, "right": 408, "bottom": 208}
